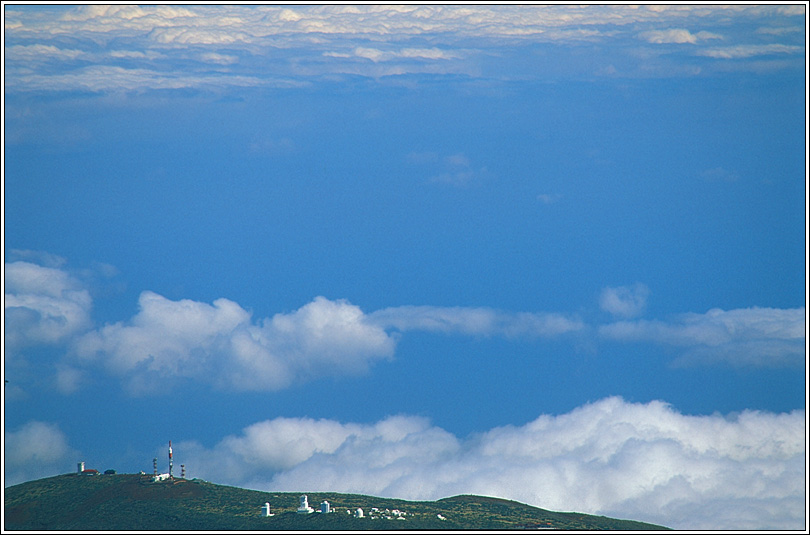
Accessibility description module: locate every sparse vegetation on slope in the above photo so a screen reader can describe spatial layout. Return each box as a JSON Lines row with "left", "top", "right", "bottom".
{"left": 4, "top": 473, "right": 669, "bottom": 531}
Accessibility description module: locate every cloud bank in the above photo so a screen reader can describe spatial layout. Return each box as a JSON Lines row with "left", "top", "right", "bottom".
{"left": 4, "top": 5, "right": 804, "bottom": 93}
{"left": 599, "top": 306, "right": 806, "bottom": 366}
{"left": 177, "top": 396, "right": 805, "bottom": 530}
{"left": 5, "top": 259, "right": 804, "bottom": 395}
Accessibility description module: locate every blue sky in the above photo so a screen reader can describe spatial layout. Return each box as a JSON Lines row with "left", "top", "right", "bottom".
{"left": 3, "top": 4, "right": 807, "bottom": 530}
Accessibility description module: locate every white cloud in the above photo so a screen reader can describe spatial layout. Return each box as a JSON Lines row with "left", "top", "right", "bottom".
{"left": 6, "top": 254, "right": 802, "bottom": 401}
{"left": 755, "top": 25, "right": 804, "bottom": 36}
{"left": 697, "top": 43, "right": 803, "bottom": 59}
{"left": 639, "top": 28, "right": 700, "bottom": 44}
{"left": 7, "top": 65, "right": 282, "bottom": 94}
{"left": 4, "top": 421, "right": 78, "bottom": 487}
{"left": 637, "top": 28, "right": 722, "bottom": 44}
{"left": 5, "top": 4, "right": 802, "bottom": 92}
{"left": 179, "top": 414, "right": 446, "bottom": 488}
{"left": 638, "top": 28, "right": 724, "bottom": 44}
{"left": 200, "top": 52, "right": 239, "bottom": 65}
{"left": 108, "top": 49, "right": 165, "bottom": 60}
{"left": 599, "top": 307, "right": 805, "bottom": 366}
{"left": 350, "top": 46, "right": 461, "bottom": 63}
{"left": 74, "top": 293, "right": 396, "bottom": 394}
{"left": 58, "top": 4, "right": 196, "bottom": 27}
{"left": 694, "top": 30, "right": 723, "bottom": 41}
{"left": 179, "top": 397, "right": 805, "bottom": 530}
{"left": 4, "top": 261, "right": 93, "bottom": 351}
{"left": 7, "top": 249, "right": 67, "bottom": 268}
{"left": 369, "top": 305, "right": 584, "bottom": 338}
{"left": 599, "top": 283, "right": 650, "bottom": 318}
{"left": 71, "top": 291, "right": 587, "bottom": 393}
{"left": 149, "top": 27, "right": 252, "bottom": 46}
{"left": 54, "top": 365, "right": 84, "bottom": 394}
{"left": 353, "top": 47, "right": 387, "bottom": 62}
{"left": 5, "top": 44, "right": 85, "bottom": 62}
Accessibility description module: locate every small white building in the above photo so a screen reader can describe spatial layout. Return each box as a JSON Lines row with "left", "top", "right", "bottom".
{"left": 77, "top": 462, "right": 85, "bottom": 473}
{"left": 261, "top": 502, "right": 274, "bottom": 517}
{"left": 355, "top": 508, "right": 364, "bottom": 518}
{"left": 152, "top": 473, "right": 170, "bottom": 482}
{"left": 320, "top": 500, "right": 330, "bottom": 514}
{"left": 297, "top": 495, "right": 314, "bottom": 514}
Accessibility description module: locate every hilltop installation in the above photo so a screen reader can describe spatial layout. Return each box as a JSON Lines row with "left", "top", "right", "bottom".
{"left": 152, "top": 441, "right": 184, "bottom": 482}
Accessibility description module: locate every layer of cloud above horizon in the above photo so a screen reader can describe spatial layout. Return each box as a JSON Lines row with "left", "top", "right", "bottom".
{"left": 4, "top": 258, "right": 804, "bottom": 396}
{"left": 6, "top": 397, "right": 804, "bottom": 530}
{"left": 4, "top": 4, "right": 805, "bottom": 93}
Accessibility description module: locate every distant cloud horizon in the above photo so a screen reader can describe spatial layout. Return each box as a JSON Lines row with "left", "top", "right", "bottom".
{"left": 4, "top": 4, "right": 805, "bottom": 94}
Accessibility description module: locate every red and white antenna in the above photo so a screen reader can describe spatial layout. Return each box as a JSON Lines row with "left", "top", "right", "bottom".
{"left": 168, "top": 441, "right": 173, "bottom": 478}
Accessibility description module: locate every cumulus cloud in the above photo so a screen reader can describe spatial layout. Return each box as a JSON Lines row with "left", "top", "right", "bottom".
{"left": 4, "top": 421, "right": 78, "bottom": 487}
{"left": 4, "top": 261, "right": 93, "bottom": 352}
{"left": 599, "top": 306, "right": 805, "bottom": 366}
{"left": 599, "top": 283, "right": 649, "bottom": 319}
{"left": 5, "top": 255, "right": 803, "bottom": 400}
{"left": 179, "top": 414, "right": 448, "bottom": 489}
{"left": 180, "top": 397, "right": 805, "bottom": 530}
{"left": 74, "top": 293, "right": 397, "bottom": 394}
{"left": 71, "top": 289, "right": 587, "bottom": 393}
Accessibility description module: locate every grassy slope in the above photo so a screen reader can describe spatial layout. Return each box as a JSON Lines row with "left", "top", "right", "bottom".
{"left": 4, "top": 473, "right": 670, "bottom": 531}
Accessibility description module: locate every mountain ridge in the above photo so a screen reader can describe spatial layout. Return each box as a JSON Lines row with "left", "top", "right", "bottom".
{"left": 4, "top": 473, "right": 670, "bottom": 530}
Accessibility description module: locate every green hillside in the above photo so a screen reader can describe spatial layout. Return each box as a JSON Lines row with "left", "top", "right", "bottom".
{"left": 4, "top": 473, "right": 670, "bottom": 531}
